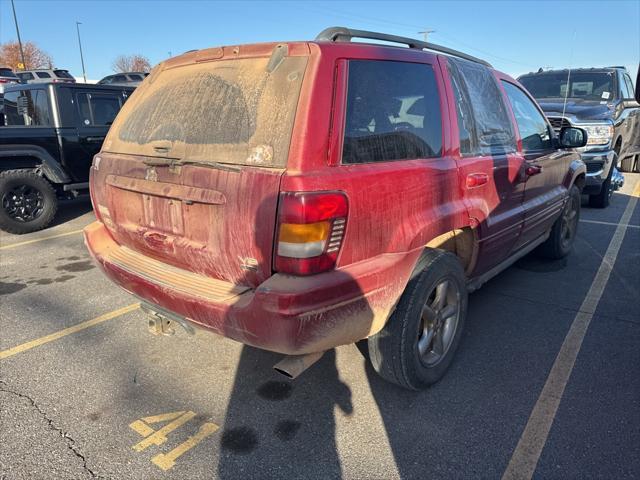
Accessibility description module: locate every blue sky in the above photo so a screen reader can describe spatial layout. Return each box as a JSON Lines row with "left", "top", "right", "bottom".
{"left": 1, "top": 0, "right": 638, "bottom": 83}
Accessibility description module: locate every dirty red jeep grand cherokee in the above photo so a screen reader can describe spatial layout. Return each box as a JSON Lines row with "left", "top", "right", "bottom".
{"left": 85, "top": 27, "right": 587, "bottom": 390}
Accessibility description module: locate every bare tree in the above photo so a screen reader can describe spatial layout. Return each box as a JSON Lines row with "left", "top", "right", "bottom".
{"left": 0, "top": 41, "right": 53, "bottom": 70}
{"left": 112, "top": 54, "right": 151, "bottom": 73}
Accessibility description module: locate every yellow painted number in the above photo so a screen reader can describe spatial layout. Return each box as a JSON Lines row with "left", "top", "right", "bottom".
{"left": 129, "top": 411, "right": 219, "bottom": 470}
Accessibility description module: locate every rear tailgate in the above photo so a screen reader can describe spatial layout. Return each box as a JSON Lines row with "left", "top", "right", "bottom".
{"left": 91, "top": 154, "right": 283, "bottom": 287}
{"left": 90, "top": 44, "right": 309, "bottom": 288}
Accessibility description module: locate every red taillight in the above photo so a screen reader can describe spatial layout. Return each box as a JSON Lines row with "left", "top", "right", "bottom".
{"left": 275, "top": 191, "right": 348, "bottom": 275}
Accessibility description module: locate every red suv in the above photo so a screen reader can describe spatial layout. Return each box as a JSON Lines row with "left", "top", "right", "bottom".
{"left": 84, "top": 27, "right": 587, "bottom": 390}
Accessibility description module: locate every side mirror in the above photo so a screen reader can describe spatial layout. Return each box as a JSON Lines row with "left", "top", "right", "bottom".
{"left": 559, "top": 127, "right": 587, "bottom": 148}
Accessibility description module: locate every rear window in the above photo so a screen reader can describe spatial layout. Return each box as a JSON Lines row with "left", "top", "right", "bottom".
{"left": 54, "top": 69, "right": 74, "bottom": 79}
{"left": 104, "top": 55, "right": 308, "bottom": 167}
{"left": 0, "top": 68, "right": 18, "bottom": 78}
{"left": 342, "top": 60, "right": 443, "bottom": 164}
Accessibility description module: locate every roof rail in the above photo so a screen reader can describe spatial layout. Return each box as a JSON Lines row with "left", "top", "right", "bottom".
{"left": 315, "top": 26, "right": 492, "bottom": 68}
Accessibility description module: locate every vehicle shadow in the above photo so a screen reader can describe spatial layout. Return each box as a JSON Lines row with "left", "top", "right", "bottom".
{"left": 216, "top": 347, "right": 353, "bottom": 479}
{"left": 48, "top": 197, "right": 94, "bottom": 229}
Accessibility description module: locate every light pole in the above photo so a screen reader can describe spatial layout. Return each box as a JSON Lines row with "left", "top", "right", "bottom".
{"left": 10, "top": 0, "right": 27, "bottom": 70}
{"left": 76, "top": 21, "right": 87, "bottom": 82}
{"left": 418, "top": 29, "right": 436, "bottom": 43}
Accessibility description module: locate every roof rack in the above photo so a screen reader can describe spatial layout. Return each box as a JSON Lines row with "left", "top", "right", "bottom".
{"left": 315, "top": 26, "right": 492, "bottom": 68}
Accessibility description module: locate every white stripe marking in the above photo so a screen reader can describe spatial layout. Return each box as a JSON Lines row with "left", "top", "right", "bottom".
{"left": 502, "top": 185, "right": 638, "bottom": 480}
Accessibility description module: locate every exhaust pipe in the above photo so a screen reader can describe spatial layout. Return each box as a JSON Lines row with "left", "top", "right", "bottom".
{"left": 273, "top": 351, "right": 326, "bottom": 379}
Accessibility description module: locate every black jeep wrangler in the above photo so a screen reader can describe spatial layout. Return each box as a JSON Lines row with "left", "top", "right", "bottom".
{"left": 0, "top": 82, "right": 134, "bottom": 234}
{"left": 519, "top": 66, "right": 639, "bottom": 208}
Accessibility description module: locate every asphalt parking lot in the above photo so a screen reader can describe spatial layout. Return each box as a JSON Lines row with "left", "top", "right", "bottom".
{"left": 1, "top": 175, "right": 639, "bottom": 480}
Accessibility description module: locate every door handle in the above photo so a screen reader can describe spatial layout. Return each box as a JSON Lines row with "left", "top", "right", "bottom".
{"left": 85, "top": 136, "right": 105, "bottom": 142}
{"left": 525, "top": 165, "right": 543, "bottom": 177}
{"left": 465, "top": 173, "right": 489, "bottom": 188}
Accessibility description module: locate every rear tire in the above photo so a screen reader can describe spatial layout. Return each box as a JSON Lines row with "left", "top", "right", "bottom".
{"left": 366, "top": 250, "right": 468, "bottom": 390}
{"left": 539, "top": 184, "right": 580, "bottom": 259}
{"left": 0, "top": 170, "right": 58, "bottom": 234}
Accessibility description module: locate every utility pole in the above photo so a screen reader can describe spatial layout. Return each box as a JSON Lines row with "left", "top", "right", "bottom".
{"left": 76, "top": 21, "right": 87, "bottom": 82}
{"left": 418, "top": 29, "right": 436, "bottom": 43}
{"left": 10, "top": 0, "right": 27, "bottom": 70}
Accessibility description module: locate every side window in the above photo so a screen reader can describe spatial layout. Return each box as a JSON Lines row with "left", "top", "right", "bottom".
{"left": 2, "top": 89, "right": 51, "bottom": 126}
{"left": 448, "top": 59, "right": 516, "bottom": 156}
{"left": 32, "top": 89, "right": 52, "bottom": 125}
{"left": 76, "top": 92, "right": 122, "bottom": 125}
{"left": 18, "top": 72, "right": 34, "bottom": 81}
{"left": 3, "top": 91, "right": 22, "bottom": 124}
{"left": 342, "top": 60, "right": 443, "bottom": 164}
{"left": 36, "top": 72, "right": 52, "bottom": 79}
{"left": 502, "top": 82, "right": 552, "bottom": 153}
{"left": 113, "top": 75, "right": 127, "bottom": 83}
{"left": 91, "top": 94, "right": 121, "bottom": 125}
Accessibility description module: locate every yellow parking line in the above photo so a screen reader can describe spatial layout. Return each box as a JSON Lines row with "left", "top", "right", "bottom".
{"left": 0, "top": 303, "right": 139, "bottom": 360}
{"left": 502, "top": 178, "right": 639, "bottom": 480}
{"left": 0, "top": 228, "right": 85, "bottom": 250}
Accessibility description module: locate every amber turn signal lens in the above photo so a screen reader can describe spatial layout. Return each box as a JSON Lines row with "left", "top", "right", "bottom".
{"left": 278, "top": 221, "right": 331, "bottom": 243}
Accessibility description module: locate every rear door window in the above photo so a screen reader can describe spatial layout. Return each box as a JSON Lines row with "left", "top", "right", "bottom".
{"left": 17, "top": 72, "right": 34, "bottom": 81}
{"left": 448, "top": 58, "right": 516, "bottom": 156}
{"left": 76, "top": 92, "right": 122, "bottom": 125}
{"left": 342, "top": 60, "right": 442, "bottom": 164}
{"left": 36, "top": 71, "right": 52, "bottom": 79}
{"left": 502, "top": 81, "right": 552, "bottom": 153}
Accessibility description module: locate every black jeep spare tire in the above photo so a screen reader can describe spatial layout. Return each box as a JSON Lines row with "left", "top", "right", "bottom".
{"left": 366, "top": 250, "right": 468, "bottom": 390}
{"left": 0, "top": 170, "right": 58, "bottom": 234}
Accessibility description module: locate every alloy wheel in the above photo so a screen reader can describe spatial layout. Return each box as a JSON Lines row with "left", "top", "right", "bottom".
{"left": 2, "top": 184, "right": 45, "bottom": 222}
{"left": 418, "top": 278, "right": 461, "bottom": 367}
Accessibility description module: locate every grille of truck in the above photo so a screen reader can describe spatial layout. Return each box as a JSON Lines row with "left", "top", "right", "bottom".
{"left": 547, "top": 116, "right": 571, "bottom": 134}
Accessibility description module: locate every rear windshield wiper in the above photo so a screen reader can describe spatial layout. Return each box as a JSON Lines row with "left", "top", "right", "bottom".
{"left": 142, "top": 157, "right": 241, "bottom": 172}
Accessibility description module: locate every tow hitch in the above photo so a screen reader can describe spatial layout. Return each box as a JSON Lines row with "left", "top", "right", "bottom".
{"left": 140, "top": 302, "right": 195, "bottom": 336}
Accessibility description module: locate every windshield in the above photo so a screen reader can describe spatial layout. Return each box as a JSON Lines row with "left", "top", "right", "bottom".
{"left": 104, "top": 55, "right": 308, "bottom": 168}
{"left": 520, "top": 72, "right": 615, "bottom": 101}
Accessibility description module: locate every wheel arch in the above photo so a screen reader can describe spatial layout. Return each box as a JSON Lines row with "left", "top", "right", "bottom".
{"left": 0, "top": 145, "right": 70, "bottom": 184}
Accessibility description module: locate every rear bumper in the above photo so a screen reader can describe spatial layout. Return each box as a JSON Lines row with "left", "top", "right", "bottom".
{"left": 84, "top": 221, "right": 418, "bottom": 355}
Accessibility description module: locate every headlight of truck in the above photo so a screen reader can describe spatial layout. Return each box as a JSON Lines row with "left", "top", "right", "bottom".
{"left": 580, "top": 124, "right": 614, "bottom": 146}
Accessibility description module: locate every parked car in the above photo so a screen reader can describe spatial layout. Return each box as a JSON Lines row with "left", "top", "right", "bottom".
{"left": 0, "top": 67, "right": 20, "bottom": 94}
{"left": 97, "top": 72, "right": 149, "bottom": 86}
{"left": 85, "top": 27, "right": 587, "bottom": 390}
{"left": 15, "top": 69, "right": 76, "bottom": 84}
{"left": 518, "top": 67, "right": 640, "bottom": 206}
{"left": 0, "top": 82, "right": 134, "bottom": 234}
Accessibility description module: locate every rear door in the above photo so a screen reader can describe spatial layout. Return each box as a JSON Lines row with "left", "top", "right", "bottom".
{"left": 500, "top": 80, "right": 571, "bottom": 247}
{"left": 92, "top": 49, "right": 309, "bottom": 287}
{"left": 446, "top": 59, "right": 525, "bottom": 275}
{"left": 61, "top": 88, "right": 129, "bottom": 181}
